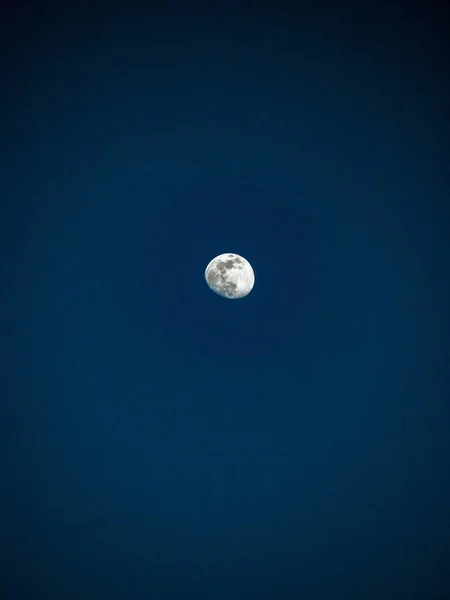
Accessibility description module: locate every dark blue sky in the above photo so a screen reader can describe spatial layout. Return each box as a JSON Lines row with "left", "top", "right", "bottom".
{"left": 2, "top": 2, "right": 450, "bottom": 598}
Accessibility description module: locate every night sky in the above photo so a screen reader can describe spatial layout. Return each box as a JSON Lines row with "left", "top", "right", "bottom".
{"left": 2, "top": 2, "right": 450, "bottom": 598}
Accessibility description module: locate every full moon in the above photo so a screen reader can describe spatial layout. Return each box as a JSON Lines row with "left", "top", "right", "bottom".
{"left": 204, "top": 253, "right": 255, "bottom": 299}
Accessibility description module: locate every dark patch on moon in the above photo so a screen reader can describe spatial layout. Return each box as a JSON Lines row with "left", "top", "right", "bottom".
{"left": 206, "top": 263, "right": 238, "bottom": 298}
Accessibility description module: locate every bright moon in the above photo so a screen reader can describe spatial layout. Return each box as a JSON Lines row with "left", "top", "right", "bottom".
{"left": 205, "top": 253, "right": 255, "bottom": 299}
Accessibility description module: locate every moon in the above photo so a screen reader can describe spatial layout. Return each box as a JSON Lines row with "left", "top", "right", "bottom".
{"left": 204, "top": 253, "right": 255, "bottom": 299}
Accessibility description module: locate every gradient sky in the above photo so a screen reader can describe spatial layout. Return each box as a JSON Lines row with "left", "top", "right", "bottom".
{"left": 2, "top": 2, "right": 450, "bottom": 599}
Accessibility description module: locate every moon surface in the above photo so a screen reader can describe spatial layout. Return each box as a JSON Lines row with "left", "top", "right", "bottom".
{"left": 205, "top": 253, "right": 255, "bottom": 299}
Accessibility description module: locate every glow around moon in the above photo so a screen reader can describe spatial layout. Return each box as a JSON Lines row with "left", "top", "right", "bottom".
{"left": 204, "top": 253, "right": 255, "bottom": 299}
